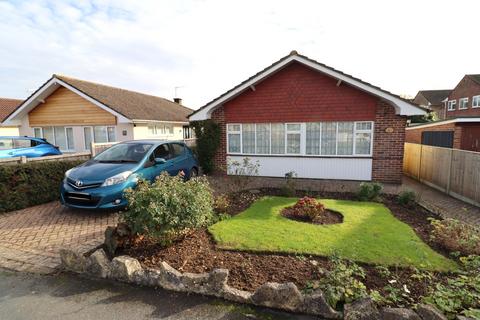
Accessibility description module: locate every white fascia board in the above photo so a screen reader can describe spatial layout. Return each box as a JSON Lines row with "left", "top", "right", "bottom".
{"left": 3, "top": 77, "right": 132, "bottom": 125}
{"left": 189, "top": 55, "right": 425, "bottom": 121}
{"left": 406, "top": 117, "right": 480, "bottom": 130}
{"left": 132, "top": 119, "right": 189, "bottom": 125}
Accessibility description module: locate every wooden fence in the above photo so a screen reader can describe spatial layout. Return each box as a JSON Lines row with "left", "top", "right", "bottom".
{"left": 403, "top": 143, "right": 480, "bottom": 207}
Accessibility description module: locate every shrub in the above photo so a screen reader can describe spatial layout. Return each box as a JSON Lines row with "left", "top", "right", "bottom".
{"left": 0, "top": 160, "right": 83, "bottom": 213}
{"left": 397, "top": 189, "right": 417, "bottom": 207}
{"left": 226, "top": 157, "right": 260, "bottom": 192}
{"left": 123, "top": 172, "right": 214, "bottom": 244}
{"left": 214, "top": 194, "right": 230, "bottom": 214}
{"left": 281, "top": 171, "right": 297, "bottom": 197}
{"left": 317, "top": 256, "right": 368, "bottom": 309}
{"left": 290, "top": 197, "right": 326, "bottom": 222}
{"left": 423, "top": 255, "right": 480, "bottom": 318}
{"left": 191, "top": 120, "right": 221, "bottom": 174}
{"left": 430, "top": 219, "right": 480, "bottom": 256}
{"left": 357, "top": 182, "right": 383, "bottom": 201}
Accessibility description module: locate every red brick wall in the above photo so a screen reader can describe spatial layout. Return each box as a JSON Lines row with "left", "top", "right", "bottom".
{"left": 211, "top": 107, "right": 226, "bottom": 172}
{"left": 372, "top": 101, "right": 406, "bottom": 184}
{"left": 223, "top": 62, "right": 377, "bottom": 123}
{"left": 446, "top": 76, "right": 480, "bottom": 118}
{"left": 209, "top": 62, "right": 408, "bottom": 184}
{"left": 405, "top": 122, "right": 462, "bottom": 149}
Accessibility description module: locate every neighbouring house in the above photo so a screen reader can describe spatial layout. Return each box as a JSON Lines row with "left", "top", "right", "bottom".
{"left": 412, "top": 89, "right": 451, "bottom": 120}
{"left": 3, "top": 75, "right": 193, "bottom": 153}
{"left": 0, "top": 97, "right": 22, "bottom": 136}
{"left": 445, "top": 74, "right": 480, "bottom": 119}
{"left": 189, "top": 51, "right": 425, "bottom": 183}
{"left": 405, "top": 118, "right": 480, "bottom": 152}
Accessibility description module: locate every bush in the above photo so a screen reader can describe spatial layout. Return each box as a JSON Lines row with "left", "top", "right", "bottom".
{"left": 0, "top": 160, "right": 83, "bottom": 213}
{"left": 430, "top": 219, "right": 480, "bottom": 256}
{"left": 357, "top": 182, "right": 383, "bottom": 201}
{"left": 281, "top": 171, "right": 297, "bottom": 197}
{"left": 214, "top": 194, "right": 230, "bottom": 214}
{"left": 191, "top": 120, "right": 221, "bottom": 173}
{"left": 123, "top": 172, "right": 214, "bottom": 244}
{"left": 317, "top": 256, "right": 368, "bottom": 309}
{"left": 226, "top": 157, "right": 260, "bottom": 192}
{"left": 397, "top": 189, "right": 417, "bottom": 207}
{"left": 290, "top": 197, "right": 326, "bottom": 222}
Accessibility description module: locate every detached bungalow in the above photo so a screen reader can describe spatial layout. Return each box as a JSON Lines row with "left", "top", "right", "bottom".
{"left": 0, "top": 98, "right": 22, "bottom": 136}
{"left": 3, "top": 75, "right": 193, "bottom": 152}
{"left": 189, "top": 51, "right": 425, "bottom": 183}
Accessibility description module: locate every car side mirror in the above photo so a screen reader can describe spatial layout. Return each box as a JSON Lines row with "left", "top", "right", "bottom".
{"left": 155, "top": 157, "right": 166, "bottom": 164}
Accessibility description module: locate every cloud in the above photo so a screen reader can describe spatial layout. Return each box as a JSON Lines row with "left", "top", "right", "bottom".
{"left": 0, "top": 0, "right": 479, "bottom": 108}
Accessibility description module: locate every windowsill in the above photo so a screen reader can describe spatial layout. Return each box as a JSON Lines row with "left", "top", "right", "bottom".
{"left": 227, "top": 153, "right": 372, "bottom": 159}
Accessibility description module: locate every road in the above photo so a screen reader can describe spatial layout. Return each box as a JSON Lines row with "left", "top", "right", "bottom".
{"left": 0, "top": 269, "right": 317, "bottom": 320}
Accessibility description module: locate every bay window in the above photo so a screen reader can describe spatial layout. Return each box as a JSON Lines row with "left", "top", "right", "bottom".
{"left": 226, "top": 121, "right": 373, "bottom": 156}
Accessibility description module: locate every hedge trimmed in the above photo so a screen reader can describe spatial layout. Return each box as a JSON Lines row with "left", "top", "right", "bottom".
{"left": 0, "top": 160, "right": 83, "bottom": 213}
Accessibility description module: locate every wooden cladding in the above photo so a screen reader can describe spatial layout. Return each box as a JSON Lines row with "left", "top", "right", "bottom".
{"left": 28, "top": 86, "right": 117, "bottom": 126}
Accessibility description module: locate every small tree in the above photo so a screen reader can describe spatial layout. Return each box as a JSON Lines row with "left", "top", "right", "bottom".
{"left": 191, "top": 120, "right": 221, "bottom": 173}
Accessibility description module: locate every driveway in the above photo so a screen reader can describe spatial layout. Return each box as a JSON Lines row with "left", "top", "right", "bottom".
{"left": 0, "top": 270, "right": 316, "bottom": 320}
{"left": 0, "top": 201, "right": 118, "bottom": 273}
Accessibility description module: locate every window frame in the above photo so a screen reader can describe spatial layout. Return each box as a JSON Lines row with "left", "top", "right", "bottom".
{"left": 458, "top": 97, "right": 469, "bottom": 110}
{"left": 472, "top": 95, "right": 480, "bottom": 108}
{"left": 447, "top": 100, "right": 457, "bottom": 111}
{"left": 226, "top": 121, "right": 374, "bottom": 157}
{"left": 33, "top": 126, "right": 75, "bottom": 152}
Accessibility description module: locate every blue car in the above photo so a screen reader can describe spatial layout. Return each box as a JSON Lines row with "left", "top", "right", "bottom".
{"left": 60, "top": 140, "right": 199, "bottom": 210}
{"left": 0, "top": 136, "right": 62, "bottom": 159}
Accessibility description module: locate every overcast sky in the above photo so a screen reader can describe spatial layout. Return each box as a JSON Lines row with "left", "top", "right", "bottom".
{"left": 0, "top": 0, "right": 478, "bottom": 109}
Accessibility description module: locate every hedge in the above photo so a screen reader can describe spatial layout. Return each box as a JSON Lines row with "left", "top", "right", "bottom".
{"left": 0, "top": 160, "right": 83, "bottom": 213}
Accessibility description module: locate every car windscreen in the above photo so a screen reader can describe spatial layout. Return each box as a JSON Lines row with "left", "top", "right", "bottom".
{"left": 94, "top": 143, "right": 153, "bottom": 163}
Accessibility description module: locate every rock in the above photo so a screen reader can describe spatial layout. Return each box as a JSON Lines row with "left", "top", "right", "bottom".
{"left": 344, "top": 298, "right": 380, "bottom": 320}
{"left": 309, "top": 260, "right": 319, "bottom": 267}
{"left": 116, "top": 223, "right": 131, "bottom": 237}
{"left": 456, "top": 316, "right": 475, "bottom": 320}
{"left": 382, "top": 308, "right": 421, "bottom": 320}
{"left": 86, "top": 249, "right": 111, "bottom": 278}
{"left": 159, "top": 261, "right": 183, "bottom": 291}
{"left": 251, "top": 282, "right": 303, "bottom": 311}
{"left": 137, "top": 268, "right": 163, "bottom": 287}
{"left": 111, "top": 256, "right": 142, "bottom": 282}
{"left": 181, "top": 272, "right": 209, "bottom": 293}
{"left": 222, "top": 285, "right": 253, "bottom": 304}
{"left": 301, "top": 290, "right": 342, "bottom": 319}
{"left": 104, "top": 226, "right": 118, "bottom": 256}
{"left": 416, "top": 304, "right": 447, "bottom": 320}
{"left": 59, "top": 249, "right": 87, "bottom": 273}
{"left": 208, "top": 269, "right": 229, "bottom": 291}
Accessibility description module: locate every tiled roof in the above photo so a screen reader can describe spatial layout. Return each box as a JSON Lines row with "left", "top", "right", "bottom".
{"left": 417, "top": 90, "right": 451, "bottom": 105}
{"left": 0, "top": 98, "right": 23, "bottom": 122}
{"left": 467, "top": 74, "right": 480, "bottom": 86}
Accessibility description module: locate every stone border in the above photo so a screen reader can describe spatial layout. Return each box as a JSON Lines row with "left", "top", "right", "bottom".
{"left": 59, "top": 248, "right": 451, "bottom": 320}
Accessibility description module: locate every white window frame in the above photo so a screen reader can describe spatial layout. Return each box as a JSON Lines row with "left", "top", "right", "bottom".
{"left": 472, "top": 95, "right": 480, "bottom": 108}
{"left": 447, "top": 100, "right": 456, "bottom": 111}
{"left": 255, "top": 123, "right": 271, "bottom": 155}
{"left": 33, "top": 126, "right": 75, "bottom": 152}
{"left": 83, "top": 126, "right": 94, "bottom": 151}
{"left": 459, "top": 97, "right": 469, "bottom": 110}
{"left": 83, "top": 126, "right": 116, "bottom": 150}
{"left": 227, "top": 123, "right": 242, "bottom": 154}
{"left": 226, "top": 121, "right": 374, "bottom": 157}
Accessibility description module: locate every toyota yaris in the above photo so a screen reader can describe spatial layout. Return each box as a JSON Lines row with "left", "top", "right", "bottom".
{"left": 61, "top": 140, "right": 198, "bottom": 210}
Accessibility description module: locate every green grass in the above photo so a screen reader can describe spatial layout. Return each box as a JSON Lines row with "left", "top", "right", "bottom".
{"left": 209, "top": 196, "right": 457, "bottom": 271}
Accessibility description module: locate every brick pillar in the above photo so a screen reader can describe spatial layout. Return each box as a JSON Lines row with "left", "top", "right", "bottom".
{"left": 211, "top": 107, "right": 227, "bottom": 173}
{"left": 371, "top": 101, "right": 407, "bottom": 184}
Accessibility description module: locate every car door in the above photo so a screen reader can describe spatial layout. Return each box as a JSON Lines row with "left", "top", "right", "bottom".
{"left": 139, "top": 144, "right": 174, "bottom": 182}
{"left": 168, "top": 143, "right": 189, "bottom": 176}
{"left": 10, "top": 138, "right": 38, "bottom": 157}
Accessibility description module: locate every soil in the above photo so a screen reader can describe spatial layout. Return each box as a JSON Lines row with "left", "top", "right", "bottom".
{"left": 281, "top": 207, "right": 343, "bottom": 225}
{"left": 119, "top": 188, "right": 452, "bottom": 308}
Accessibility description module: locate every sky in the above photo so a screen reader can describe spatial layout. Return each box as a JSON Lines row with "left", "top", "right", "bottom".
{"left": 0, "top": 0, "right": 479, "bottom": 109}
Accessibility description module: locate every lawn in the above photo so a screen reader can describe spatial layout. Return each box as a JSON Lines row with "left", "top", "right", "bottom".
{"left": 209, "top": 196, "right": 457, "bottom": 271}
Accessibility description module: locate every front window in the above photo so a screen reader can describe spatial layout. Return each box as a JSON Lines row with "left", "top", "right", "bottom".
{"left": 447, "top": 100, "right": 456, "bottom": 111}
{"left": 34, "top": 126, "right": 74, "bottom": 151}
{"left": 147, "top": 124, "right": 174, "bottom": 136}
{"left": 226, "top": 121, "right": 374, "bottom": 157}
{"left": 473, "top": 95, "right": 480, "bottom": 108}
{"left": 459, "top": 97, "right": 469, "bottom": 110}
{"left": 94, "top": 143, "right": 153, "bottom": 163}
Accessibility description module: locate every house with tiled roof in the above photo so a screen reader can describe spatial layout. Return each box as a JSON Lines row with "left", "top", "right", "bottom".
{"left": 189, "top": 51, "right": 425, "bottom": 183}
{"left": 0, "top": 97, "right": 23, "bottom": 136}
{"left": 413, "top": 89, "right": 451, "bottom": 119}
{"left": 3, "top": 75, "right": 193, "bottom": 152}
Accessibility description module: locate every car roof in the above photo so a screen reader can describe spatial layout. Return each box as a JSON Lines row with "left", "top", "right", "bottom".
{"left": 0, "top": 136, "right": 46, "bottom": 142}
{"left": 122, "top": 139, "right": 185, "bottom": 146}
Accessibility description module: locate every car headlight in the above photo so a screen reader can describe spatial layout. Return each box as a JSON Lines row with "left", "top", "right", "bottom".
{"left": 65, "top": 168, "right": 73, "bottom": 178}
{"left": 102, "top": 171, "right": 133, "bottom": 187}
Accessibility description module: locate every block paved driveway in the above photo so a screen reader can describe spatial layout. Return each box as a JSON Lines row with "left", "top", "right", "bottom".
{"left": 0, "top": 201, "right": 118, "bottom": 274}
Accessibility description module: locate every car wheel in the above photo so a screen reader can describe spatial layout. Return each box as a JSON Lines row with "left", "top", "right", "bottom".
{"left": 189, "top": 167, "right": 198, "bottom": 180}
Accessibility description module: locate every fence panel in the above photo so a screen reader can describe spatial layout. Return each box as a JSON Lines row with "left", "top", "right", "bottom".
{"left": 404, "top": 143, "right": 480, "bottom": 207}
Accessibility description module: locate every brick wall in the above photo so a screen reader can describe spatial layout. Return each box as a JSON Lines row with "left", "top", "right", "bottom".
{"left": 446, "top": 76, "right": 480, "bottom": 118}
{"left": 209, "top": 62, "right": 408, "bottom": 184}
{"left": 211, "top": 107, "right": 226, "bottom": 172}
{"left": 371, "top": 101, "right": 406, "bottom": 184}
{"left": 405, "top": 122, "right": 462, "bottom": 149}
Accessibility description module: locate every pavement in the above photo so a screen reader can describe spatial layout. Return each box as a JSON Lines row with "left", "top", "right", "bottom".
{"left": 0, "top": 269, "right": 316, "bottom": 320}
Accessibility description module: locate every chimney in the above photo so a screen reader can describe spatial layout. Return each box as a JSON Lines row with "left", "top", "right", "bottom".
{"left": 173, "top": 97, "right": 182, "bottom": 105}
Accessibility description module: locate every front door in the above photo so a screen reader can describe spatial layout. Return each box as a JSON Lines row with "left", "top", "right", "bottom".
{"left": 461, "top": 126, "right": 480, "bottom": 152}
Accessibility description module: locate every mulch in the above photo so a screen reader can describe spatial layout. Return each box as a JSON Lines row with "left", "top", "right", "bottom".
{"left": 118, "top": 188, "right": 452, "bottom": 306}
